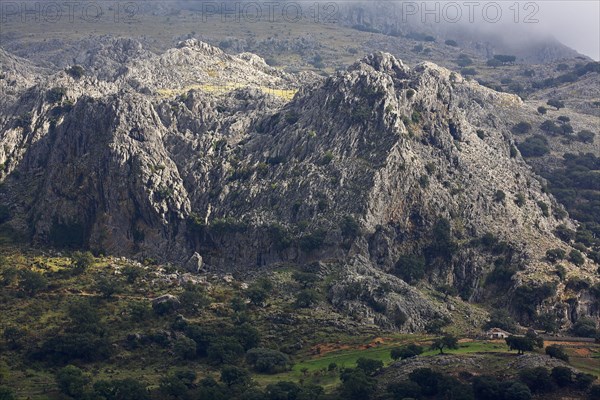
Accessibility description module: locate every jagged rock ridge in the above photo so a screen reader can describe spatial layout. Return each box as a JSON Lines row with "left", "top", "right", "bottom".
{"left": 0, "top": 41, "right": 597, "bottom": 330}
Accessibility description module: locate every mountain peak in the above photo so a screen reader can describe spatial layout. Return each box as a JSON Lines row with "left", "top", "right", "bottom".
{"left": 351, "top": 51, "right": 410, "bottom": 77}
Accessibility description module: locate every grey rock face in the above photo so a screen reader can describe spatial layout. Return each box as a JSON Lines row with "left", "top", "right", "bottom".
{"left": 0, "top": 41, "right": 597, "bottom": 329}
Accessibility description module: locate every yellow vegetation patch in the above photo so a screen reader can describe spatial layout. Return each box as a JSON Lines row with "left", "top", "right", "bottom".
{"left": 156, "top": 83, "right": 297, "bottom": 101}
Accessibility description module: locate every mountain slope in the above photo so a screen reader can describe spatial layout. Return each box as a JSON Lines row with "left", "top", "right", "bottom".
{"left": 0, "top": 42, "right": 597, "bottom": 330}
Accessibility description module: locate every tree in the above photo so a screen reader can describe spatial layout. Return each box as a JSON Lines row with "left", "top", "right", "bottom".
{"left": 95, "top": 276, "right": 121, "bottom": 298}
{"left": 122, "top": 265, "right": 143, "bottom": 284}
{"left": 540, "top": 120, "right": 561, "bottom": 134}
{"left": 3, "top": 326, "right": 25, "bottom": 349}
{"left": 487, "top": 58, "right": 503, "bottom": 68}
{"left": 92, "top": 378, "right": 149, "bottom": 400}
{"left": 394, "top": 254, "right": 425, "bottom": 284}
{"left": 66, "top": 65, "right": 85, "bottom": 79}
{"left": 159, "top": 374, "right": 189, "bottom": 398}
{"left": 503, "top": 381, "right": 532, "bottom": 400}
{"left": 551, "top": 366, "right": 573, "bottom": 387}
{"left": 537, "top": 106, "right": 547, "bottom": 115}
{"left": 484, "top": 309, "right": 517, "bottom": 333}
{"left": 232, "top": 323, "right": 260, "bottom": 351}
{"left": 472, "top": 376, "right": 501, "bottom": 400}
{"left": 220, "top": 365, "right": 251, "bottom": 387}
{"left": 495, "top": 190, "right": 506, "bottom": 203}
{"left": 518, "top": 135, "right": 550, "bottom": 157}
{"left": 569, "top": 249, "right": 585, "bottom": 266}
{"left": 294, "top": 289, "right": 318, "bottom": 308}
{"left": 71, "top": 251, "right": 94, "bottom": 274}
{"left": 340, "top": 368, "right": 376, "bottom": 400}
{"left": 436, "top": 284, "right": 458, "bottom": 299}
{"left": 430, "top": 335, "right": 458, "bottom": 354}
{"left": 518, "top": 367, "right": 553, "bottom": 393}
{"left": 572, "top": 318, "right": 597, "bottom": 338}
{"left": 56, "top": 365, "right": 89, "bottom": 398}
{"left": 391, "top": 344, "right": 424, "bottom": 360}
{"left": 409, "top": 368, "right": 442, "bottom": 396}
{"left": 246, "top": 286, "right": 267, "bottom": 306}
{"left": 546, "top": 345, "right": 569, "bottom": 361}
{"left": 512, "top": 122, "right": 532, "bottom": 134}
{"left": 292, "top": 271, "right": 319, "bottom": 288}
{"left": 546, "top": 248, "right": 566, "bottom": 263}
{"left": 547, "top": 99, "right": 565, "bottom": 110}
{"left": 356, "top": 358, "right": 383, "bottom": 376}
{"left": 577, "top": 130, "right": 595, "bottom": 144}
{"left": 505, "top": 336, "right": 537, "bottom": 355}
{"left": 180, "top": 284, "right": 210, "bottom": 313}
{"left": 494, "top": 54, "right": 516, "bottom": 63}
{"left": 0, "top": 387, "right": 15, "bottom": 400}
{"left": 67, "top": 299, "right": 102, "bottom": 333}
{"left": 589, "top": 384, "right": 600, "bottom": 400}
{"left": 387, "top": 380, "right": 422, "bottom": 399}
{"left": 174, "top": 336, "right": 197, "bottom": 360}
{"left": 207, "top": 337, "right": 244, "bottom": 365}
{"left": 18, "top": 269, "right": 47, "bottom": 296}
{"left": 245, "top": 348, "right": 291, "bottom": 373}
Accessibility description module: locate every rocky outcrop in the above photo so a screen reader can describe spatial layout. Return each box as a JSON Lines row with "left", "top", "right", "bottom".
{"left": 0, "top": 41, "right": 597, "bottom": 330}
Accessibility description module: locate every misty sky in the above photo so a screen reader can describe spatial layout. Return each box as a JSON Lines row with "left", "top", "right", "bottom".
{"left": 532, "top": 1, "right": 599, "bottom": 60}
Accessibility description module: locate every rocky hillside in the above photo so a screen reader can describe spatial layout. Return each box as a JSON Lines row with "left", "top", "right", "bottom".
{"left": 0, "top": 40, "right": 597, "bottom": 330}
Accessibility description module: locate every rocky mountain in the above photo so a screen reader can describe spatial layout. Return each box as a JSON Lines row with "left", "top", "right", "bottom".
{"left": 0, "top": 39, "right": 597, "bottom": 331}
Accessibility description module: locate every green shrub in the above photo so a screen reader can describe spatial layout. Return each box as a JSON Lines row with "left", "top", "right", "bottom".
{"left": 494, "top": 190, "right": 506, "bottom": 203}
{"left": 577, "top": 130, "right": 595, "bottom": 143}
{"left": 546, "top": 248, "right": 566, "bottom": 263}
{"left": 47, "top": 87, "right": 67, "bottom": 103}
{"left": 356, "top": 358, "right": 383, "bottom": 376}
{"left": 517, "top": 135, "right": 550, "bottom": 157}
{"left": 298, "top": 229, "right": 327, "bottom": 252}
{"left": 537, "top": 201, "right": 549, "bottom": 216}
{"left": 56, "top": 365, "right": 89, "bottom": 398}
{"left": 547, "top": 98, "right": 565, "bottom": 110}
{"left": 515, "top": 193, "right": 526, "bottom": 207}
{"left": 394, "top": 254, "right": 425, "bottom": 284}
{"left": 571, "top": 318, "right": 597, "bottom": 338}
{"left": 390, "top": 344, "right": 423, "bottom": 360}
{"left": 18, "top": 269, "right": 47, "bottom": 296}
{"left": 66, "top": 65, "right": 85, "bottom": 79}
{"left": 246, "top": 348, "right": 291, "bottom": 373}
{"left": 569, "top": 249, "right": 585, "bottom": 266}
{"left": 546, "top": 345, "right": 569, "bottom": 362}
{"left": 512, "top": 122, "right": 532, "bottom": 134}
{"left": 294, "top": 289, "right": 318, "bottom": 308}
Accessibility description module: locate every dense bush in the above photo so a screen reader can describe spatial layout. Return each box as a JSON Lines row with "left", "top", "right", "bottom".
{"left": 545, "top": 345, "right": 569, "bottom": 362}
{"left": 18, "top": 269, "right": 48, "bottom": 296}
{"left": 246, "top": 348, "right": 291, "bottom": 373}
{"left": 390, "top": 344, "right": 423, "bottom": 360}
{"left": 56, "top": 365, "right": 89, "bottom": 398}
{"left": 484, "top": 309, "right": 517, "bottom": 332}
{"left": 571, "top": 318, "right": 597, "bottom": 338}
{"left": 517, "top": 135, "right": 550, "bottom": 157}
{"left": 519, "top": 367, "right": 553, "bottom": 393}
{"left": 66, "top": 65, "right": 85, "bottom": 79}
{"left": 356, "top": 358, "right": 384, "bottom": 376}
{"left": 546, "top": 248, "right": 566, "bottom": 263}
{"left": 547, "top": 99, "right": 565, "bottom": 110}
{"left": 294, "top": 289, "right": 318, "bottom": 308}
{"left": 393, "top": 254, "right": 425, "bottom": 284}
{"left": 340, "top": 368, "right": 376, "bottom": 400}
{"left": 512, "top": 122, "right": 532, "bottom": 134}
{"left": 577, "top": 130, "right": 596, "bottom": 143}
{"left": 569, "top": 249, "right": 585, "bottom": 266}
